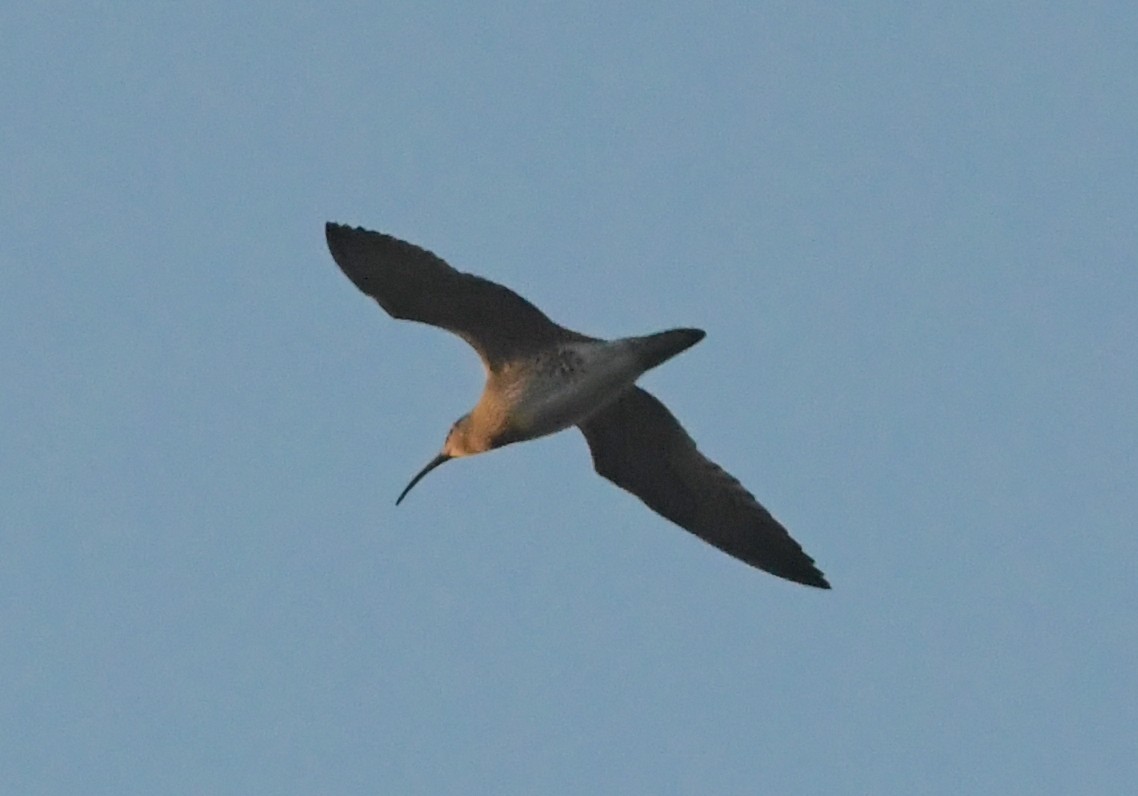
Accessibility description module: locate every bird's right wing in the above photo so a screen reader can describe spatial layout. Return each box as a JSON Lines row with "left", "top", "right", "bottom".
{"left": 579, "top": 387, "right": 829, "bottom": 588}
{"left": 326, "top": 223, "right": 586, "bottom": 368}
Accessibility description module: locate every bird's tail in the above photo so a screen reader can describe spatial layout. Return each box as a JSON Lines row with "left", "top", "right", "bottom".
{"left": 631, "top": 328, "right": 706, "bottom": 371}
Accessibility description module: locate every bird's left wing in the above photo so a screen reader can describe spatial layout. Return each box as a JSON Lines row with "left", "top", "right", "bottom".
{"left": 579, "top": 387, "right": 830, "bottom": 588}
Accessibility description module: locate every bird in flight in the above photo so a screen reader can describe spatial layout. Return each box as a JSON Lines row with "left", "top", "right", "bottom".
{"left": 325, "top": 223, "right": 829, "bottom": 588}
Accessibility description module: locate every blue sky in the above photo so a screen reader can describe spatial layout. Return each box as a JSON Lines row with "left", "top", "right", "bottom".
{"left": 3, "top": 3, "right": 1136, "bottom": 793}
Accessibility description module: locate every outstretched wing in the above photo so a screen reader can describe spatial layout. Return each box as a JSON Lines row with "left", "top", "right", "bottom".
{"left": 579, "top": 387, "right": 829, "bottom": 588}
{"left": 325, "top": 223, "right": 584, "bottom": 368}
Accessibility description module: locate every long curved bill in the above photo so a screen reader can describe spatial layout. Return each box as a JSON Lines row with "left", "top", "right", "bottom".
{"left": 396, "top": 453, "right": 451, "bottom": 505}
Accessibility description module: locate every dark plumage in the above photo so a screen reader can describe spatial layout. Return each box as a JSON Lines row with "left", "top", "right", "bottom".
{"left": 325, "top": 222, "right": 829, "bottom": 589}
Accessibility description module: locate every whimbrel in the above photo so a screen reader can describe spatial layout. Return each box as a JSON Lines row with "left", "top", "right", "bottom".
{"left": 325, "top": 223, "right": 829, "bottom": 589}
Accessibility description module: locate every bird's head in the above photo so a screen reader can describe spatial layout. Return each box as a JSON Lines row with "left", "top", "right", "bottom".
{"left": 395, "top": 414, "right": 480, "bottom": 505}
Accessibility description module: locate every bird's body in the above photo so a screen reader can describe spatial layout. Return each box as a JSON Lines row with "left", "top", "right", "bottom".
{"left": 484, "top": 333, "right": 704, "bottom": 444}
{"left": 325, "top": 222, "right": 830, "bottom": 589}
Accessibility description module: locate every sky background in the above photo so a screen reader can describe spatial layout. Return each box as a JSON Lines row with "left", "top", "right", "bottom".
{"left": 3, "top": 2, "right": 1136, "bottom": 793}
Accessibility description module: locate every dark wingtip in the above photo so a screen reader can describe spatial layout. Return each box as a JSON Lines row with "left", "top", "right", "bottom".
{"left": 807, "top": 572, "right": 832, "bottom": 590}
{"left": 671, "top": 328, "right": 707, "bottom": 347}
{"left": 324, "top": 222, "right": 384, "bottom": 297}
{"left": 676, "top": 328, "right": 706, "bottom": 351}
{"left": 775, "top": 557, "right": 830, "bottom": 589}
{"left": 787, "top": 564, "right": 830, "bottom": 589}
{"left": 325, "top": 221, "right": 372, "bottom": 248}
{"left": 324, "top": 221, "right": 348, "bottom": 260}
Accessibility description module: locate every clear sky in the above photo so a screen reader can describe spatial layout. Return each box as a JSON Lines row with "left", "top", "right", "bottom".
{"left": 3, "top": 3, "right": 1135, "bottom": 793}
